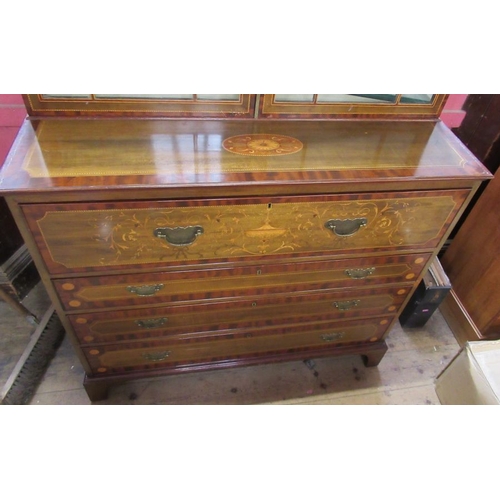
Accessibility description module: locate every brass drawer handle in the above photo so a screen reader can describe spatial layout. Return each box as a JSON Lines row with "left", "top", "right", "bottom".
{"left": 325, "top": 218, "right": 367, "bottom": 237}
{"left": 154, "top": 225, "right": 204, "bottom": 246}
{"left": 321, "top": 332, "right": 345, "bottom": 342}
{"left": 345, "top": 267, "right": 375, "bottom": 279}
{"left": 135, "top": 318, "right": 168, "bottom": 329}
{"left": 127, "top": 284, "right": 164, "bottom": 297}
{"left": 333, "top": 300, "right": 360, "bottom": 311}
{"left": 142, "top": 350, "right": 171, "bottom": 362}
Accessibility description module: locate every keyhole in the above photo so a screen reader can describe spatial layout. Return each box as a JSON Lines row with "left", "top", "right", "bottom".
{"left": 268, "top": 203, "right": 272, "bottom": 209}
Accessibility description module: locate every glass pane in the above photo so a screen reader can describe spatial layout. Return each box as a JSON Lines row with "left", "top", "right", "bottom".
{"left": 197, "top": 94, "right": 240, "bottom": 101}
{"left": 274, "top": 94, "right": 315, "bottom": 103}
{"left": 41, "top": 94, "right": 91, "bottom": 99}
{"left": 94, "top": 94, "right": 194, "bottom": 100}
{"left": 400, "top": 94, "right": 435, "bottom": 104}
{"left": 317, "top": 94, "right": 398, "bottom": 103}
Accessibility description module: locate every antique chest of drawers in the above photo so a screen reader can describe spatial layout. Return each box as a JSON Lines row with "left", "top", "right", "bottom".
{"left": 0, "top": 112, "right": 491, "bottom": 401}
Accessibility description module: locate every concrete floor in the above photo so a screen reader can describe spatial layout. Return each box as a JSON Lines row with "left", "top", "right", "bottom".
{"left": 0, "top": 282, "right": 460, "bottom": 405}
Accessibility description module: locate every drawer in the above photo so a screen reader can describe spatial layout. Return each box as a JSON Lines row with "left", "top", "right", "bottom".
{"left": 82, "top": 316, "right": 392, "bottom": 375}
{"left": 70, "top": 285, "right": 411, "bottom": 344}
{"left": 23, "top": 190, "right": 468, "bottom": 274}
{"left": 55, "top": 253, "right": 430, "bottom": 311}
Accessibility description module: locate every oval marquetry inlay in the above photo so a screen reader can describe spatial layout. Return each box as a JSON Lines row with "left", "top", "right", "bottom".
{"left": 222, "top": 134, "right": 303, "bottom": 156}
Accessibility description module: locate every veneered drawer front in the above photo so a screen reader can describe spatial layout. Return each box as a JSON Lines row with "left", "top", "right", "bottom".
{"left": 23, "top": 190, "right": 468, "bottom": 274}
{"left": 83, "top": 316, "right": 392, "bottom": 375}
{"left": 55, "top": 253, "right": 430, "bottom": 311}
{"left": 70, "top": 285, "right": 411, "bottom": 344}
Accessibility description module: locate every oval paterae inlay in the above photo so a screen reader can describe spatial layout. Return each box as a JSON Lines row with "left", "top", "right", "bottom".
{"left": 222, "top": 134, "right": 303, "bottom": 156}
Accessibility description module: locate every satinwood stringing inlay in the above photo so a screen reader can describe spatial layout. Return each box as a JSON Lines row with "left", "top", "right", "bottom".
{"left": 222, "top": 134, "right": 303, "bottom": 156}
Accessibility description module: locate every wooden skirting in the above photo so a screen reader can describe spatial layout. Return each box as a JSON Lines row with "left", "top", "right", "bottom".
{"left": 439, "top": 288, "right": 483, "bottom": 346}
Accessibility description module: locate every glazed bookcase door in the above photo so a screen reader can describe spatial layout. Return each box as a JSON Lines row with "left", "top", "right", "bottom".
{"left": 23, "top": 94, "right": 257, "bottom": 118}
{"left": 258, "top": 94, "right": 448, "bottom": 119}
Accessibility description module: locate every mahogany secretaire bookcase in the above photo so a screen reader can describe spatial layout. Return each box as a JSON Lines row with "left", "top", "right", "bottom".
{"left": 0, "top": 94, "right": 491, "bottom": 401}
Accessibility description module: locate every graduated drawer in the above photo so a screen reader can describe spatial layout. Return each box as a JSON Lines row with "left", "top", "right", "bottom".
{"left": 82, "top": 316, "right": 392, "bottom": 375}
{"left": 69, "top": 285, "right": 411, "bottom": 344}
{"left": 23, "top": 190, "right": 468, "bottom": 274}
{"left": 55, "top": 253, "right": 430, "bottom": 311}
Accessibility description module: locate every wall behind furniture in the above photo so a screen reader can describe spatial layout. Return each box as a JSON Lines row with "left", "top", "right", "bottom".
{"left": 0, "top": 94, "right": 26, "bottom": 165}
{"left": 440, "top": 94, "right": 468, "bottom": 129}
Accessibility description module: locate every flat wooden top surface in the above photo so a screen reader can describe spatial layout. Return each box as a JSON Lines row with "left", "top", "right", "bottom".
{"left": 0, "top": 118, "right": 491, "bottom": 196}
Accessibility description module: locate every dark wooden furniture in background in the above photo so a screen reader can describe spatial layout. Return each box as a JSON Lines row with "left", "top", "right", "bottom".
{"left": 440, "top": 95, "right": 500, "bottom": 345}
{"left": 0, "top": 197, "right": 39, "bottom": 302}
{"left": 441, "top": 170, "right": 500, "bottom": 344}
{"left": 453, "top": 95, "right": 500, "bottom": 176}
{"left": 0, "top": 94, "right": 491, "bottom": 401}
{"left": 446, "top": 94, "right": 500, "bottom": 240}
